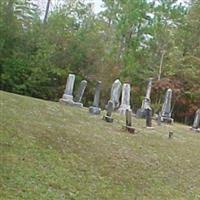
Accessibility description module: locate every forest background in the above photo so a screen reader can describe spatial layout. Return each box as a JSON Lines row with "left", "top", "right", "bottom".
{"left": 0, "top": 0, "right": 200, "bottom": 124}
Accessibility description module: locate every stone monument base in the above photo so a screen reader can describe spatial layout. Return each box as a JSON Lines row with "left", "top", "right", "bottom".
{"left": 60, "top": 94, "right": 84, "bottom": 108}
{"left": 161, "top": 116, "right": 174, "bottom": 124}
{"left": 103, "top": 115, "right": 113, "bottom": 123}
{"left": 146, "top": 126, "right": 154, "bottom": 130}
{"left": 73, "top": 102, "right": 83, "bottom": 108}
{"left": 89, "top": 106, "right": 101, "bottom": 115}
{"left": 62, "top": 94, "right": 73, "bottom": 101}
{"left": 122, "top": 125, "right": 136, "bottom": 134}
{"left": 190, "top": 127, "right": 200, "bottom": 133}
{"left": 59, "top": 96, "right": 74, "bottom": 106}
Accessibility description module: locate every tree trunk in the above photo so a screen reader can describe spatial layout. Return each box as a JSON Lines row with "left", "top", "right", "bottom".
{"left": 43, "top": 0, "right": 51, "bottom": 24}
{"left": 158, "top": 50, "right": 165, "bottom": 80}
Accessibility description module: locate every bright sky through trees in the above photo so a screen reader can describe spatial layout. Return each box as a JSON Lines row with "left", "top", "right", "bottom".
{"left": 34, "top": 0, "right": 104, "bottom": 14}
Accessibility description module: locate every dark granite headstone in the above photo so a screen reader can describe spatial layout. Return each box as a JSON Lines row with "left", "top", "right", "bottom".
{"left": 146, "top": 108, "right": 152, "bottom": 128}
{"left": 122, "top": 109, "right": 135, "bottom": 133}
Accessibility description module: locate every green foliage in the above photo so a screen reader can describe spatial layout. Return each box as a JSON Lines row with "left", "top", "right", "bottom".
{"left": 0, "top": 0, "right": 199, "bottom": 122}
{"left": 1, "top": 56, "right": 31, "bottom": 93}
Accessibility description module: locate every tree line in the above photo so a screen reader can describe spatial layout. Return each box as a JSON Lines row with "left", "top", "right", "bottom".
{"left": 0, "top": 0, "right": 200, "bottom": 124}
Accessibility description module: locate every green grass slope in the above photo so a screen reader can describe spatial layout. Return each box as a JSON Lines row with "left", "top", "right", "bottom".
{"left": 0, "top": 90, "right": 200, "bottom": 200}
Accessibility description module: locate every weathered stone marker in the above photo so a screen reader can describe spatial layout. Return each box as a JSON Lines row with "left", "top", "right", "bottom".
{"left": 146, "top": 107, "right": 153, "bottom": 128}
{"left": 110, "top": 79, "right": 122, "bottom": 110}
{"left": 160, "top": 88, "right": 174, "bottom": 124}
{"left": 60, "top": 74, "right": 75, "bottom": 104}
{"left": 103, "top": 100, "right": 114, "bottom": 123}
{"left": 89, "top": 81, "right": 101, "bottom": 114}
{"left": 126, "top": 109, "right": 132, "bottom": 127}
{"left": 145, "top": 78, "right": 153, "bottom": 100}
{"left": 191, "top": 109, "right": 200, "bottom": 132}
{"left": 136, "top": 78, "right": 153, "bottom": 118}
{"left": 118, "top": 83, "right": 131, "bottom": 115}
{"left": 157, "top": 114, "right": 162, "bottom": 126}
{"left": 122, "top": 109, "right": 135, "bottom": 133}
{"left": 73, "top": 80, "right": 87, "bottom": 107}
{"left": 169, "top": 131, "right": 173, "bottom": 139}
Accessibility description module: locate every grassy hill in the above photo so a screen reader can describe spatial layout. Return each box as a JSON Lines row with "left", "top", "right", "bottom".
{"left": 0, "top": 90, "right": 200, "bottom": 200}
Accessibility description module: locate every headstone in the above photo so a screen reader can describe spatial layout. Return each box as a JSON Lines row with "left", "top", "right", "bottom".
{"left": 191, "top": 109, "right": 200, "bottom": 132}
{"left": 109, "top": 79, "right": 122, "bottom": 110}
{"left": 169, "top": 131, "right": 173, "bottom": 139}
{"left": 122, "top": 109, "right": 135, "bottom": 133}
{"left": 60, "top": 74, "right": 75, "bottom": 105}
{"left": 89, "top": 81, "right": 101, "bottom": 114}
{"left": 118, "top": 83, "right": 131, "bottom": 115}
{"left": 160, "top": 88, "right": 174, "bottom": 124}
{"left": 145, "top": 78, "right": 153, "bottom": 100}
{"left": 146, "top": 107, "right": 153, "bottom": 128}
{"left": 103, "top": 100, "right": 114, "bottom": 123}
{"left": 126, "top": 109, "right": 132, "bottom": 127}
{"left": 73, "top": 80, "right": 87, "bottom": 107}
{"left": 136, "top": 78, "right": 153, "bottom": 118}
{"left": 157, "top": 114, "right": 162, "bottom": 126}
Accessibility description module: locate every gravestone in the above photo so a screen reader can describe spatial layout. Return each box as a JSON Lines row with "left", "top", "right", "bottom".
{"left": 136, "top": 78, "right": 153, "bottom": 118}
{"left": 160, "top": 88, "right": 174, "bottom": 124}
{"left": 146, "top": 107, "right": 153, "bottom": 128}
{"left": 122, "top": 109, "right": 135, "bottom": 133}
{"left": 145, "top": 78, "right": 153, "bottom": 100}
{"left": 103, "top": 100, "right": 114, "bottom": 123}
{"left": 89, "top": 81, "right": 101, "bottom": 114}
{"left": 157, "top": 114, "right": 162, "bottom": 126}
{"left": 60, "top": 74, "right": 75, "bottom": 105}
{"left": 118, "top": 83, "right": 131, "bottom": 115}
{"left": 108, "top": 79, "right": 122, "bottom": 110}
{"left": 169, "top": 131, "right": 173, "bottom": 139}
{"left": 191, "top": 109, "right": 200, "bottom": 132}
{"left": 73, "top": 80, "right": 87, "bottom": 107}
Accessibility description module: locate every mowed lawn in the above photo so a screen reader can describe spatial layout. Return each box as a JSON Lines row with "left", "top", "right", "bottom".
{"left": 0, "top": 90, "right": 200, "bottom": 200}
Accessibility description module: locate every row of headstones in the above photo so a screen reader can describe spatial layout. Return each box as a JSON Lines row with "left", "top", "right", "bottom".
{"left": 60, "top": 74, "right": 200, "bottom": 133}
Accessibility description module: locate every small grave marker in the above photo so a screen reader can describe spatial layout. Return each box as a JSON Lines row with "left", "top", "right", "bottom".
{"left": 122, "top": 109, "right": 135, "bottom": 134}
{"left": 89, "top": 81, "right": 101, "bottom": 114}
{"left": 103, "top": 100, "right": 114, "bottom": 123}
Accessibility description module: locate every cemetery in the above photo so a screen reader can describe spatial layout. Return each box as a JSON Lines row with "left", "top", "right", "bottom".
{"left": 0, "top": 0, "right": 200, "bottom": 199}
{"left": 1, "top": 72, "right": 199, "bottom": 199}
{"left": 60, "top": 73, "right": 199, "bottom": 133}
